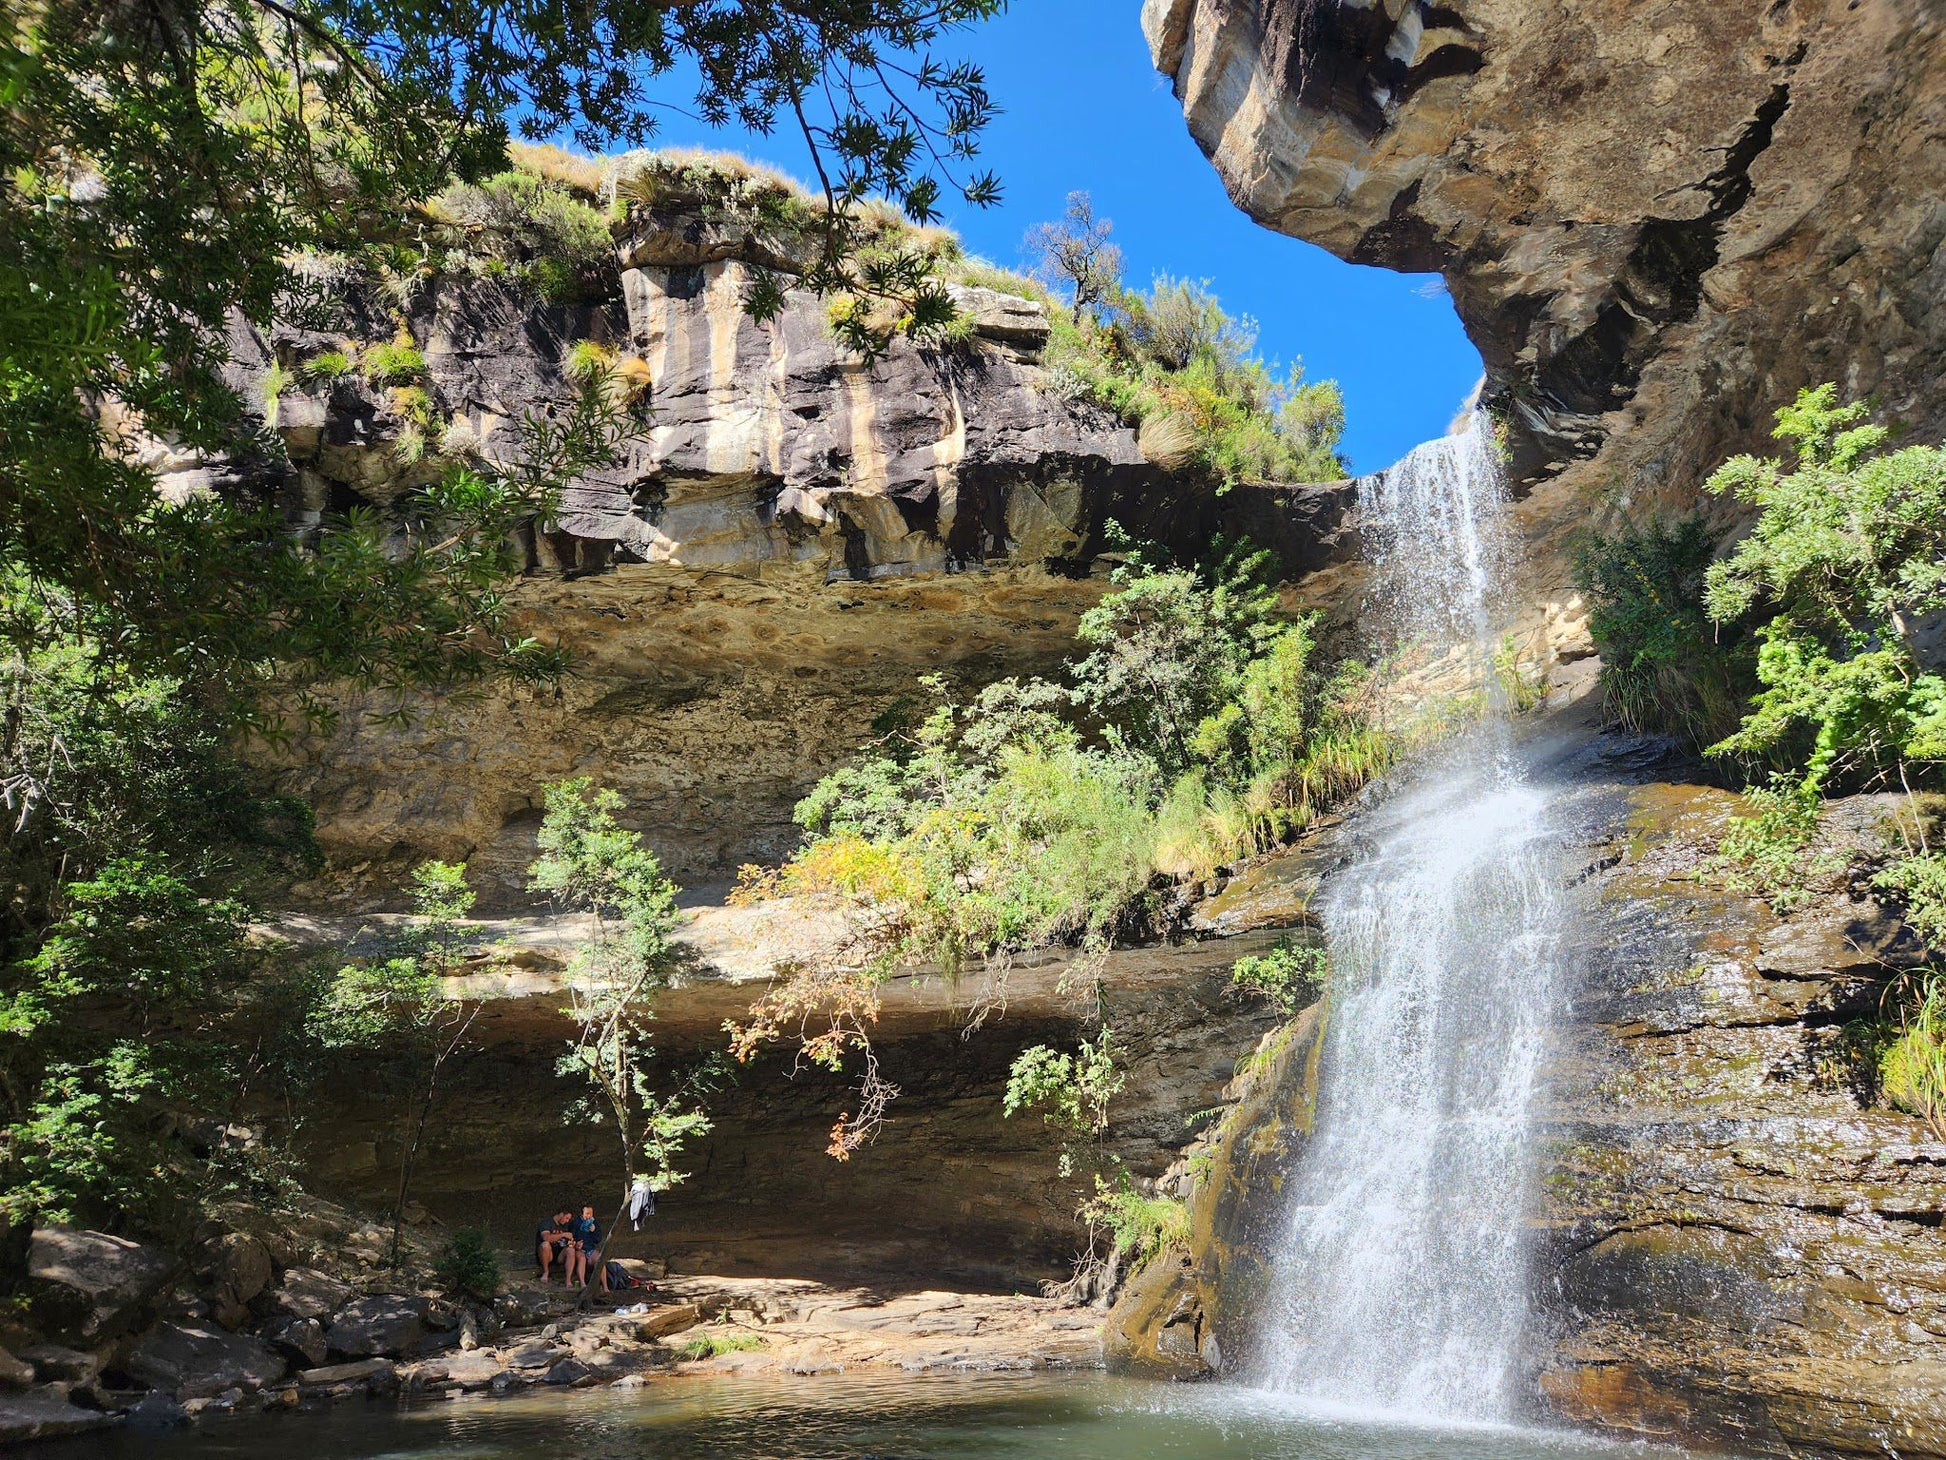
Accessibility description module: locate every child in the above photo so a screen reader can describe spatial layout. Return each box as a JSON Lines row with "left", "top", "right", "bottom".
{"left": 570, "top": 1203, "right": 602, "bottom": 1287}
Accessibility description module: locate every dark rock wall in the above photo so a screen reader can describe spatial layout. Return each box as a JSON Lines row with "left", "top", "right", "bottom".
{"left": 1147, "top": 0, "right": 1946, "bottom": 607}
{"left": 293, "top": 934, "right": 1289, "bottom": 1293}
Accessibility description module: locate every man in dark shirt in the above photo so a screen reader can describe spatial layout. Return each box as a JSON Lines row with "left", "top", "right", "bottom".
{"left": 534, "top": 1207, "right": 574, "bottom": 1283}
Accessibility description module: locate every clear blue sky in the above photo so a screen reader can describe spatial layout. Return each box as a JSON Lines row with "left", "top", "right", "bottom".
{"left": 623, "top": 1, "right": 1482, "bottom": 474}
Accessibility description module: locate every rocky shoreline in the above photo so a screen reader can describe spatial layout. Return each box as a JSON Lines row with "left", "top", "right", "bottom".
{"left": 3, "top": 1239, "right": 1103, "bottom": 1447}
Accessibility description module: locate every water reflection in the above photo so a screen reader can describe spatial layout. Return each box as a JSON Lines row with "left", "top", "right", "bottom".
{"left": 62, "top": 1372, "right": 1730, "bottom": 1460}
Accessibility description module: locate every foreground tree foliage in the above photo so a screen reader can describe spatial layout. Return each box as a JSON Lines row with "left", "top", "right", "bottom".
{"left": 528, "top": 779, "right": 710, "bottom": 1291}
{"left": 1, "top": 0, "right": 1008, "bottom": 1228}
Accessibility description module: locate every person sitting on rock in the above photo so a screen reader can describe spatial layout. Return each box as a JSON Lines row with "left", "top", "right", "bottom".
{"left": 534, "top": 1207, "right": 575, "bottom": 1283}
{"left": 569, "top": 1203, "right": 602, "bottom": 1288}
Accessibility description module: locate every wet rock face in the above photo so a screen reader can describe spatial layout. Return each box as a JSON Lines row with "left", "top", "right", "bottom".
{"left": 1539, "top": 781, "right": 1946, "bottom": 1458}
{"left": 1147, "top": 0, "right": 1946, "bottom": 600}
{"left": 1102, "top": 732, "right": 1946, "bottom": 1455}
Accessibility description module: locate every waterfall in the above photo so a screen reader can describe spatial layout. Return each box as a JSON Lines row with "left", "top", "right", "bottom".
{"left": 1251, "top": 412, "right": 1568, "bottom": 1423}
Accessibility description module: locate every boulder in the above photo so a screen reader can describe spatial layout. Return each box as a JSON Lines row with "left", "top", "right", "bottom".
{"left": 0, "top": 1386, "right": 115, "bottom": 1443}
{"left": 203, "top": 1231, "right": 273, "bottom": 1309}
{"left": 506, "top": 1342, "right": 561, "bottom": 1370}
{"left": 0, "top": 1346, "right": 32, "bottom": 1388}
{"left": 324, "top": 1294, "right": 427, "bottom": 1358}
{"left": 542, "top": 1356, "right": 592, "bottom": 1386}
{"left": 265, "top": 1317, "right": 328, "bottom": 1368}
{"left": 18, "top": 1345, "right": 96, "bottom": 1387}
{"left": 297, "top": 1357, "right": 393, "bottom": 1387}
{"left": 262, "top": 1266, "right": 353, "bottom": 1323}
{"left": 635, "top": 1303, "right": 704, "bottom": 1341}
{"left": 123, "top": 1390, "right": 191, "bottom": 1429}
{"left": 26, "top": 1226, "right": 173, "bottom": 1342}
{"left": 122, "top": 1321, "right": 286, "bottom": 1400}
{"left": 435, "top": 1350, "right": 504, "bottom": 1390}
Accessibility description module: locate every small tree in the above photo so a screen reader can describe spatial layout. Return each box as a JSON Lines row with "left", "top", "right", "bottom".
{"left": 1025, "top": 191, "right": 1124, "bottom": 324}
{"left": 310, "top": 862, "right": 484, "bottom": 1267}
{"left": 527, "top": 779, "right": 709, "bottom": 1301}
{"left": 1703, "top": 383, "right": 1946, "bottom": 797}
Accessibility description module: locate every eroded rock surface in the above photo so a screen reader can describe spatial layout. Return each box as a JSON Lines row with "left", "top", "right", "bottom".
{"left": 1106, "top": 724, "right": 1946, "bottom": 1457}
{"left": 223, "top": 219, "right": 1356, "bottom": 891}
{"left": 1539, "top": 784, "right": 1946, "bottom": 1458}
{"left": 1147, "top": 0, "right": 1946, "bottom": 620}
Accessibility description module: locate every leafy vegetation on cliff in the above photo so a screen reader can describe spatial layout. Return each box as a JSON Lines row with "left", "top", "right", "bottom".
{"left": 962, "top": 193, "right": 1349, "bottom": 488}
{"left": 729, "top": 534, "right": 1398, "bottom": 1158}
{"left": 1578, "top": 385, "right": 1946, "bottom": 1128}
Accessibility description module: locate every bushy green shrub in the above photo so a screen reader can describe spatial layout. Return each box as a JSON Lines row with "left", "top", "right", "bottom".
{"left": 1082, "top": 1177, "right": 1189, "bottom": 1266}
{"left": 1231, "top": 940, "right": 1326, "bottom": 1015}
{"left": 1572, "top": 517, "right": 1749, "bottom": 747}
{"left": 434, "top": 1227, "right": 502, "bottom": 1302}
{"left": 430, "top": 169, "right": 616, "bottom": 300}
{"left": 1004, "top": 1030, "right": 1124, "bottom": 1176}
{"left": 1874, "top": 850, "right": 1946, "bottom": 948}
{"left": 1702, "top": 384, "right": 1946, "bottom": 797}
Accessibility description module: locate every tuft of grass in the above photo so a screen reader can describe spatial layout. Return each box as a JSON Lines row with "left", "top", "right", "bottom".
{"left": 363, "top": 340, "right": 426, "bottom": 386}
{"left": 301, "top": 347, "right": 357, "bottom": 385}
{"left": 260, "top": 360, "right": 292, "bottom": 427}
{"left": 678, "top": 1330, "right": 765, "bottom": 1360}
{"left": 1877, "top": 972, "right": 1946, "bottom": 1138}
{"left": 564, "top": 339, "right": 617, "bottom": 382}
{"left": 506, "top": 140, "right": 612, "bottom": 199}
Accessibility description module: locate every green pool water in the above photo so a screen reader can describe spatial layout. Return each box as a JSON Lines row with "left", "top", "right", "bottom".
{"left": 63, "top": 1372, "right": 1730, "bottom": 1459}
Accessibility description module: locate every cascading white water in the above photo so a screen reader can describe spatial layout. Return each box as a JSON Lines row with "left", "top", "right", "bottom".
{"left": 1252, "top": 412, "right": 1569, "bottom": 1423}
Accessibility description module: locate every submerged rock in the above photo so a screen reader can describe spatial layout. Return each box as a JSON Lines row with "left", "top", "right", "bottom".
{"left": 0, "top": 1387, "right": 116, "bottom": 1443}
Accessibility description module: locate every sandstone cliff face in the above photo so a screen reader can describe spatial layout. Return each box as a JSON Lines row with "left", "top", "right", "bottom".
{"left": 224, "top": 220, "right": 1354, "bottom": 893}
{"left": 1147, "top": 0, "right": 1946, "bottom": 613}
{"left": 1539, "top": 785, "right": 1946, "bottom": 1459}
{"left": 287, "top": 904, "right": 1294, "bottom": 1292}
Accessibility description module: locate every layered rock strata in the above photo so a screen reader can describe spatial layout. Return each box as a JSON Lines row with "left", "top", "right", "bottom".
{"left": 1147, "top": 0, "right": 1946, "bottom": 615}
{"left": 217, "top": 219, "right": 1356, "bottom": 891}
{"left": 288, "top": 900, "right": 1299, "bottom": 1291}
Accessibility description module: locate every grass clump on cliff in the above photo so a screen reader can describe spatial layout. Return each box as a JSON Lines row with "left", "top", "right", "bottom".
{"left": 1876, "top": 971, "right": 1946, "bottom": 1139}
{"left": 958, "top": 193, "right": 1348, "bottom": 490}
